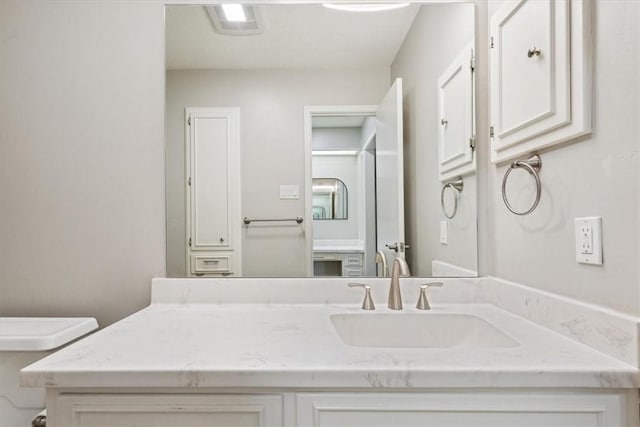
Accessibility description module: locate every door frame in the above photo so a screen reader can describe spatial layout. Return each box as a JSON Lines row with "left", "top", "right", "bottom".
{"left": 303, "top": 105, "right": 377, "bottom": 276}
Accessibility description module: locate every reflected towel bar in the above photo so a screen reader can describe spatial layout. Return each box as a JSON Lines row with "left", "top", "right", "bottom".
{"left": 243, "top": 216, "right": 304, "bottom": 225}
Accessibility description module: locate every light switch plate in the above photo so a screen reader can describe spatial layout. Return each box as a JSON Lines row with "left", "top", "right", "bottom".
{"left": 440, "top": 221, "right": 448, "bottom": 245}
{"left": 574, "top": 217, "right": 603, "bottom": 265}
{"left": 279, "top": 185, "right": 299, "bottom": 200}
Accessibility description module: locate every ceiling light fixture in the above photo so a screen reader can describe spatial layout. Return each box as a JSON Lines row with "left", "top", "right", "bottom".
{"left": 221, "top": 4, "right": 247, "bottom": 22}
{"left": 322, "top": 3, "right": 411, "bottom": 12}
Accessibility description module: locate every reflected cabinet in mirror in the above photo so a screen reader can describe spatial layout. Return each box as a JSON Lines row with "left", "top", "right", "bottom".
{"left": 165, "top": 2, "right": 477, "bottom": 279}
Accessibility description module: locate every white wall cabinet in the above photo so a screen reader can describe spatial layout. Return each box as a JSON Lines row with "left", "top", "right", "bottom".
{"left": 490, "top": 0, "right": 592, "bottom": 163}
{"left": 438, "top": 42, "right": 476, "bottom": 181}
{"left": 185, "top": 108, "right": 241, "bottom": 276}
{"left": 49, "top": 390, "right": 637, "bottom": 427}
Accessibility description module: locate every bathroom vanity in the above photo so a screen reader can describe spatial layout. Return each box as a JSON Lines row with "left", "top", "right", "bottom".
{"left": 313, "top": 241, "right": 365, "bottom": 277}
{"left": 21, "top": 278, "right": 640, "bottom": 427}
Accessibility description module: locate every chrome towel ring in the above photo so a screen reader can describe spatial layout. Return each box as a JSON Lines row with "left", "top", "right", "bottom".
{"left": 440, "top": 178, "right": 463, "bottom": 219}
{"left": 501, "top": 154, "right": 542, "bottom": 216}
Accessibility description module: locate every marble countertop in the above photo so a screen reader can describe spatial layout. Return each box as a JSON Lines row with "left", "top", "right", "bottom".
{"left": 21, "top": 302, "right": 640, "bottom": 389}
{"left": 313, "top": 239, "right": 364, "bottom": 252}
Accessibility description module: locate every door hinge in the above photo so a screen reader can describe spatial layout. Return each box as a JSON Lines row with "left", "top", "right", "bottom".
{"left": 490, "top": 126, "right": 495, "bottom": 138}
{"left": 188, "top": 177, "right": 191, "bottom": 186}
{"left": 470, "top": 52, "right": 475, "bottom": 71}
{"left": 188, "top": 116, "right": 191, "bottom": 126}
{"left": 188, "top": 237, "right": 192, "bottom": 247}
{"left": 469, "top": 136, "right": 476, "bottom": 150}
{"left": 490, "top": 36, "right": 494, "bottom": 49}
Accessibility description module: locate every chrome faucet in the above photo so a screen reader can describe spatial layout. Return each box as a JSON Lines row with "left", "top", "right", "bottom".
{"left": 388, "top": 257, "right": 410, "bottom": 310}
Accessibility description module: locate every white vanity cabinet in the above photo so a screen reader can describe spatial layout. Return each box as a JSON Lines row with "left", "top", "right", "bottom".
{"left": 185, "top": 107, "right": 241, "bottom": 276}
{"left": 490, "top": 0, "right": 592, "bottom": 163}
{"left": 48, "top": 390, "right": 636, "bottom": 427}
{"left": 313, "top": 251, "right": 364, "bottom": 277}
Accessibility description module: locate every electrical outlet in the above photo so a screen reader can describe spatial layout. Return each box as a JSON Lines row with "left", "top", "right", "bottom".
{"left": 574, "top": 217, "right": 602, "bottom": 265}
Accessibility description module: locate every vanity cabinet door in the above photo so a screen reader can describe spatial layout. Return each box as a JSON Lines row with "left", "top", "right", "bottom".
{"left": 297, "top": 392, "right": 626, "bottom": 427}
{"left": 54, "top": 394, "right": 283, "bottom": 427}
{"left": 490, "top": 0, "right": 591, "bottom": 163}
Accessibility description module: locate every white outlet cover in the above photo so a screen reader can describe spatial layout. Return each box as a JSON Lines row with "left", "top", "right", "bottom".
{"left": 574, "top": 217, "right": 603, "bottom": 265}
{"left": 279, "top": 185, "right": 299, "bottom": 200}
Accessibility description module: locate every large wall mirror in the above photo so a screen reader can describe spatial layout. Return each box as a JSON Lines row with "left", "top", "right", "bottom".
{"left": 165, "top": 2, "right": 477, "bottom": 279}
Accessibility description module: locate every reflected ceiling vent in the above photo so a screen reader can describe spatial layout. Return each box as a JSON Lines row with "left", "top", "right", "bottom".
{"left": 205, "top": 4, "right": 264, "bottom": 36}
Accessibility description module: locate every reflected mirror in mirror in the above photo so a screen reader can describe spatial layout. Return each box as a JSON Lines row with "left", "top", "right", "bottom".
{"left": 312, "top": 178, "right": 348, "bottom": 220}
{"left": 165, "top": 2, "right": 477, "bottom": 279}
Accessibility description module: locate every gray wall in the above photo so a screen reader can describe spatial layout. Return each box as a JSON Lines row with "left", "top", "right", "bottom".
{"left": 0, "top": 0, "right": 166, "bottom": 327}
{"left": 391, "top": 4, "right": 477, "bottom": 276}
{"left": 166, "top": 69, "right": 389, "bottom": 277}
{"left": 484, "top": 0, "right": 640, "bottom": 316}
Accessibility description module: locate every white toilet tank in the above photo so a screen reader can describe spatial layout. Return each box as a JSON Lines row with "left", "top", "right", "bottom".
{"left": 0, "top": 317, "right": 98, "bottom": 427}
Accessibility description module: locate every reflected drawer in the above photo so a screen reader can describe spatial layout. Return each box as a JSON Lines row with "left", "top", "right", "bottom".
{"left": 343, "top": 267, "right": 363, "bottom": 277}
{"left": 344, "top": 254, "right": 363, "bottom": 267}
{"left": 191, "top": 254, "right": 232, "bottom": 274}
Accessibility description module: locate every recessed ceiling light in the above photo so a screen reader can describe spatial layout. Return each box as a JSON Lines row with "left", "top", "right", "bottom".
{"left": 205, "top": 5, "right": 264, "bottom": 36}
{"left": 221, "top": 4, "right": 247, "bottom": 22}
{"left": 323, "top": 3, "right": 411, "bottom": 12}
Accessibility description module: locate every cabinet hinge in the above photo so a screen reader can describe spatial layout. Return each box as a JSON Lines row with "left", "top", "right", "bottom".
{"left": 490, "top": 126, "right": 495, "bottom": 138}
{"left": 490, "top": 36, "right": 494, "bottom": 49}
{"left": 188, "top": 237, "right": 192, "bottom": 247}
{"left": 469, "top": 136, "right": 476, "bottom": 150}
{"left": 188, "top": 116, "right": 191, "bottom": 126}
{"left": 188, "top": 177, "right": 191, "bottom": 186}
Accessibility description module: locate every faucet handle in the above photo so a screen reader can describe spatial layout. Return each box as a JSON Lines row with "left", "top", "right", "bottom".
{"left": 416, "top": 282, "right": 443, "bottom": 310}
{"left": 348, "top": 283, "right": 375, "bottom": 310}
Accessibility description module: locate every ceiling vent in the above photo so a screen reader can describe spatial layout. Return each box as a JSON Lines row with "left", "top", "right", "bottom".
{"left": 205, "top": 5, "right": 264, "bottom": 36}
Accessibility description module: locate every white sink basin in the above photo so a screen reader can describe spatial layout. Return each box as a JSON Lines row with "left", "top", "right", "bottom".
{"left": 330, "top": 312, "right": 519, "bottom": 349}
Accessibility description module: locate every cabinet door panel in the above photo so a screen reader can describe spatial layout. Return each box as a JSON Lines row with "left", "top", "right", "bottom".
{"left": 438, "top": 42, "right": 475, "bottom": 181}
{"left": 492, "top": 0, "right": 570, "bottom": 148}
{"left": 489, "top": 0, "right": 592, "bottom": 163}
{"left": 55, "top": 394, "right": 283, "bottom": 427}
{"left": 297, "top": 392, "right": 624, "bottom": 427}
{"left": 192, "top": 115, "right": 230, "bottom": 249}
{"left": 499, "top": 0, "right": 554, "bottom": 134}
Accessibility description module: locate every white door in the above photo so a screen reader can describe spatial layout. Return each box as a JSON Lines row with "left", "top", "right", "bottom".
{"left": 375, "top": 78, "right": 406, "bottom": 265}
